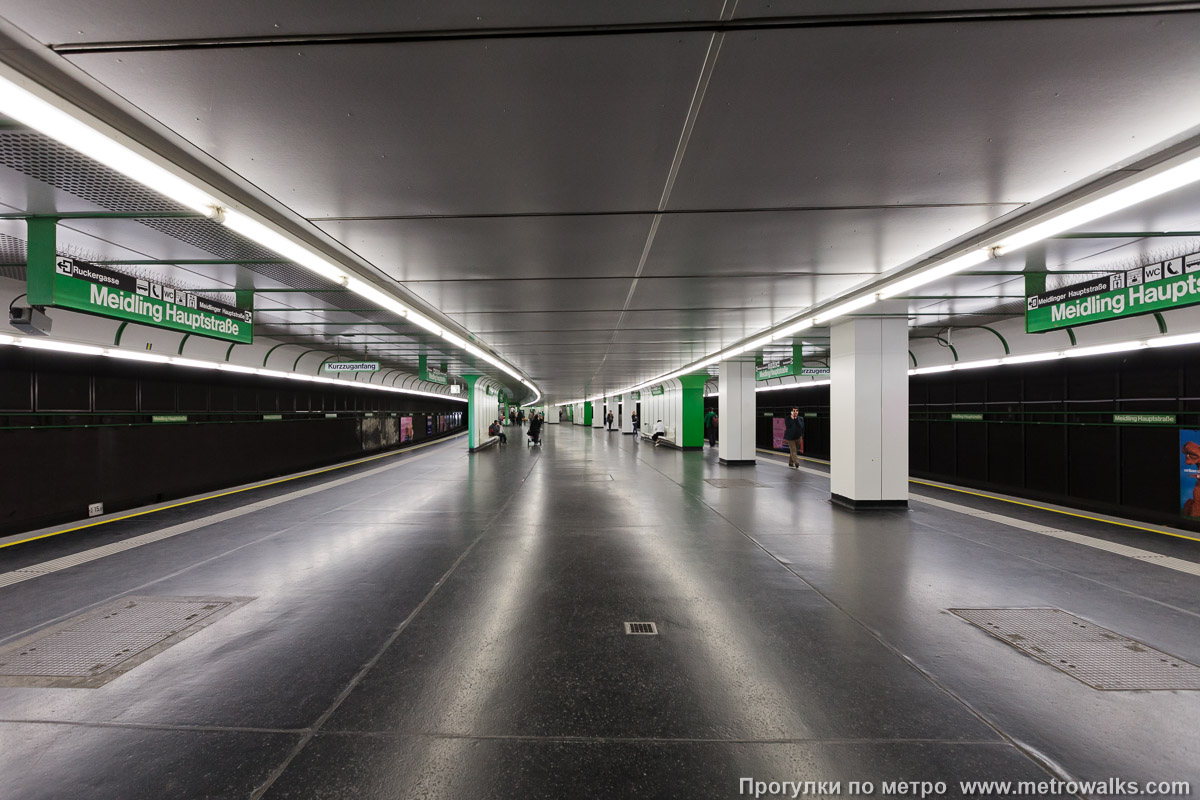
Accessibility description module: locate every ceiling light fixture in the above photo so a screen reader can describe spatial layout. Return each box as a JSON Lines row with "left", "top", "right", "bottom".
{"left": 0, "top": 65, "right": 538, "bottom": 403}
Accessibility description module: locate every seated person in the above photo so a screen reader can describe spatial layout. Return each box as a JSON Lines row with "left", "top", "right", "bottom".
{"left": 652, "top": 419, "right": 666, "bottom": 445}
{"left": 489, "top": 420, "right": 507, "bottom": 444}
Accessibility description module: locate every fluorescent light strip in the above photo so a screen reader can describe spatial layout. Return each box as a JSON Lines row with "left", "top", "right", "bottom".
{"left": 0, "top": 67, "right": 218, "bottom": 214}
{"left": 811, "top": 294, "right": 880, "bottom": 325}
{"left": 0, "top": 66, "right": 537, "bottom": 403}
{"left": 0, "top": 336, "right": 467, "bottom": 402}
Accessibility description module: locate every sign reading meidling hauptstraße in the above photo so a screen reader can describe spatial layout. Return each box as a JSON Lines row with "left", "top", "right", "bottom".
{"left": 40, "top": 258, "right": 253, "bottom": 343}
{"left": 1026, "top": 252, "right": 1200, "bottom": 333}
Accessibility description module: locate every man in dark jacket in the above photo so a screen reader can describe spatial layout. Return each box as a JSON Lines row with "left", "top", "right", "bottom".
{"left": 783, "top": 407, "right": 805, "bottom": 469}
{"left": 528, "top": 414, "right": 543, "bottom": 445}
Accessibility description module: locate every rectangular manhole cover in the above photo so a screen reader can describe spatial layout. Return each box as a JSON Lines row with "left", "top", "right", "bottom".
{"left": 624, "top": 622, "right": 658, "bottom": 635}
{"left": 951, "top": 608, "right": 1200, "bottom": 691}
{"left": 0, "top": 596, "right": 252, "bottom": 688}
{"left": 704, "top": 478, "right": 768, "bottom": 489}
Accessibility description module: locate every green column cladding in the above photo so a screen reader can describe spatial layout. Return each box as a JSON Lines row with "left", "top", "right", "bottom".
{"left": 679, "top": 374, "right": 707, "bottom": 450}
{"left": 583, "top": 401, "right": 593, "bottom": 426}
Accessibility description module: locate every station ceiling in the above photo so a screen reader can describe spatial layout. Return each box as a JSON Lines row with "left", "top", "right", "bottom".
{"left": 2, "top": 3, "right": 1200, "bottom": 402}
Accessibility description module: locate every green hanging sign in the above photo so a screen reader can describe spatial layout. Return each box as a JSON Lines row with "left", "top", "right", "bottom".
{"left": 650, "top": 385, "right": 664, "bottom": 396}
{"left": 1026, "top": 254, "right": 1200, "bottom": 333}
{"left": 418, "top": 353, "right": 448, "bottom": 384}
{"left": 32, "top": 257, "right": 253, "bottom": 343}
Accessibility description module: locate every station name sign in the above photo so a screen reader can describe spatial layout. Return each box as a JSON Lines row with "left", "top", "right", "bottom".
{"left": 1026, "top": 252, "right": 1200, "bottom": 333}
{"left": 756, "top": 362, "right": 829, "bottom": 381}
{"left": 38, "top": 258, "right": 253, "bottom": 343}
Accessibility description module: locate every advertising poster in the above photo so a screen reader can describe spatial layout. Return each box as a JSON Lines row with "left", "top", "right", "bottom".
{"left": 772, "top": 417, "right": 787, "bottom": 451}
{"left": 427, "top": 417, "right": 433, "bottom": 435}
{"left": 401, "top": 416, "right": 414, "bottom": 443}
{"left": 1180, "top": 430, "right": 1200, "bottom": 517}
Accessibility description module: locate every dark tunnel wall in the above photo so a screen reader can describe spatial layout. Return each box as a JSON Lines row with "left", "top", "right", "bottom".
{"left": 0, "top": 348, "right": 466, "bottom": 535}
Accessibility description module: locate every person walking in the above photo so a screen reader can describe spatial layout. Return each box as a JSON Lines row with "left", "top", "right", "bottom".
{"left": 708, "top": 414, "right": 718, "bottom": 448}
{"left": 606, "top": 410, "right": 615, "bottom": 431}
{"left": 631, "top": 411, "right": 639, "bottom": 436}
{"left": 528, "top": 413, "right": 543, "bottom": 445}
{"left": 703, "top": 407, "right": 716, "bottom": 447}
{"left": 783, "top": 407, "right": 805, "bottom": 469}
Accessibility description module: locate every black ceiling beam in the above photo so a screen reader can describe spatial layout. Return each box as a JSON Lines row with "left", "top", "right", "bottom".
{"left": 54, "top": 3, "right": 1200, "bottom": 54}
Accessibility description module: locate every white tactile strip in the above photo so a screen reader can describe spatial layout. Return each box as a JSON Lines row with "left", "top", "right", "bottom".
{"left": 950, "top": 608, "right": 1200, "bottom": 690}
{"left": 759, "top": 456, "right": 1200, "bottom": 579}
{"left": 0, "top": 443, "right": 455, "bottom": 590}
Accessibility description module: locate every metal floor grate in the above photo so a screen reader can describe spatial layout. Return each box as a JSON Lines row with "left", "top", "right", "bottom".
{"left": 951, "top": 608, "right": 1200, "bottom": 691}
{"left": 624, "top": 622, "right": 658, "bottom": 635}
{"left": 704, "top": 478, "right": 768, "bottom": 489}
{"left": 0, "top": 596, "right": 251, "bottom": 688}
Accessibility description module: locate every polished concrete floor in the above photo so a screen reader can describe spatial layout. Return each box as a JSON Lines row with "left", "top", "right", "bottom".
{"left": 0, "top": 424, "right": 1198, "bottom": 799}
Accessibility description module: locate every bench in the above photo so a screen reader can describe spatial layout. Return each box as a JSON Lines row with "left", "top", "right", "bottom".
{"left": 639, "top": 426, "right": 676, "bottom": 445}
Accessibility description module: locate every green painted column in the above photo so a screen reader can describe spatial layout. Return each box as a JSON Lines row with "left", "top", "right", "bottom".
{"left": 679, "top": 374, "right": 707, "bottom": 449}
{"left": 583, "top": 401, "right": 593, "bottom": 426}
{"left": 462, "top": 374, "right": 482, "bottom": 450}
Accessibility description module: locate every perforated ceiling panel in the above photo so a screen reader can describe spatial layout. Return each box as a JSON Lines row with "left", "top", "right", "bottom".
{"left": 0, "top": 132, "right": 182, "bottom": 213}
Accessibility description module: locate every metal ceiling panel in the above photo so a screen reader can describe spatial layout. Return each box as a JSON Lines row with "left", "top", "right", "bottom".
{"left": 315, "top": 215, "right": 653, "bottom": 282}
{"left": 404, "top": 278, "right": 632, "bottom": 315}
{"left": 3, "top": 1, "right": 727, "bottom": 44}
{"left": 626, "top": 275, "right": 857, "bottom": 314}
{"left": 66, "top": 34, "right": 712, "bottom": 217}
{"left": 643, "top": 206, "right": 1020, "bottom": 276}
{"left": 672, "top": 17, "right": 1200, "bottom": 210}
{"left": 451, "top": 310, "right": 625, "bottom": 332}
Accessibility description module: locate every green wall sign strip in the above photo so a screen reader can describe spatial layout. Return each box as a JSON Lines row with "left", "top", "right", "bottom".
{"left": 951, "top": 412, "right": 984, "bottom": 421}
{"left": 323, "top": 361, "right": 379, "bottom": 373}
{"left": 30, "top": 257, "right": 254, "bottom": 343}
{"left": 262, "top": 414, "right": 282, "bottom": 420}
{"left": 1026, "top": 254, "right": 1200, "bottom": 332}
{"left": 1113, "top": 413, "right": 1176, "bottom": 424}
{"left": 151, "top": 415, "right": 187, "bottom": 423}
{"left": 756, "top": 362, "right": 794, "bottom": 380}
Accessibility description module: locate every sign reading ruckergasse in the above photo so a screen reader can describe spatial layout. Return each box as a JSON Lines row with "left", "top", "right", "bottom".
{"left": 31, "top": 257, "right": 253, "bottom": 343}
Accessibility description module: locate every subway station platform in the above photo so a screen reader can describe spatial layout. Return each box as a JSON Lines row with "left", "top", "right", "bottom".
{"left": 1, "top": 424, "right": 1198, "bottom": 799}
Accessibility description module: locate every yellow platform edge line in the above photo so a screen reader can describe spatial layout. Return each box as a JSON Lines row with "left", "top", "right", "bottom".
{"left": 754, "top": 448, "right": 1200, "bottom": 543}
{"left": 0, "top": 433, "right": 465, "bottom": 551}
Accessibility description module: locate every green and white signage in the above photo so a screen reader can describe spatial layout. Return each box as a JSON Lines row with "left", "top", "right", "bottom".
{"left": 1026, "top": 252, "right": 1200, "bottom": 333}
{"left": 756, "top": 362, "right": 794, "bottom": 380}
{"left": 324, "top": 361, "right": 378, "bottom": 373}
{"left": 1114, "top": 413, "right": 1176, "bottom": 424}
{"left": 951, "top": 412, "right": 984, "bottom": 421}
{"left": 33, "top": 257, "right": 253, "bottom": 343}
{"left": 650, "top": 385, "right": 664, "bottom": 396}
{"left": 418, "top": 354, "right": 449, "bottom": 384}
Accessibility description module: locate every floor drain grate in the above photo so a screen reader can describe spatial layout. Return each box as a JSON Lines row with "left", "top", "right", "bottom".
{"left": 951, "top": 608, "right": 1200, "bottom": 691}
{"left": 0, "top": 596, "right": 252, "bottom": 688}
{"left": 704, "top": 478, "right": 768, "bottom": 488}
{"left": 624, "top": 622, "right": 658, "bottom": 635}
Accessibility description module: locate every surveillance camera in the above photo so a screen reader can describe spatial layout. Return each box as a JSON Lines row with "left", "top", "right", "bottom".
{"left": 9, "top": 305, "right": 52, "bottom": 336}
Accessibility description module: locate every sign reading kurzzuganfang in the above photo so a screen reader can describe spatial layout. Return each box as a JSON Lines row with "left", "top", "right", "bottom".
{"left": 1026, "top": 252, "right": 1200, "bottom": 333}
{"left": 33, "top": 257, "right": 253, "bottom": 343}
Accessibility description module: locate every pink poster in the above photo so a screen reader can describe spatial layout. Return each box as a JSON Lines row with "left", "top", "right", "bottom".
{"left": 400, "top": 416, "right": 413, "bottom": 442}
{"left": 772, "top": 417, "right": 786, "bottom": 451}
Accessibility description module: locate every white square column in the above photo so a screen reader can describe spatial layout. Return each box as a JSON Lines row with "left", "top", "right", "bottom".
{"left": 619, "top": 394, "right": 635, "bottom": 434}
{"left": 718, "top": 360, "right": 757, "bottom": 466}
{"left": 830, "top": 317, "right": 909, "bottom": 509}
